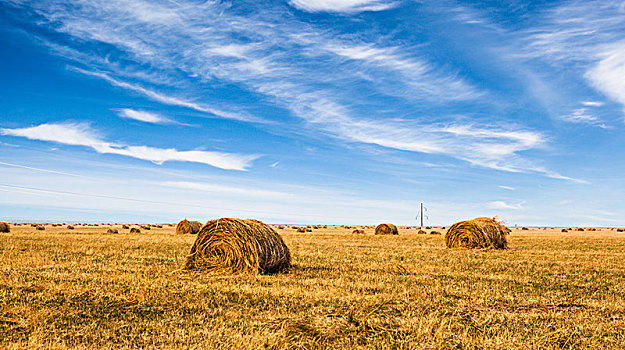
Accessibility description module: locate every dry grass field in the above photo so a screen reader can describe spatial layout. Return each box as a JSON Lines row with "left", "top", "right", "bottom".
{"left": 2, "top": 224, "right": 625, "bottom": 349}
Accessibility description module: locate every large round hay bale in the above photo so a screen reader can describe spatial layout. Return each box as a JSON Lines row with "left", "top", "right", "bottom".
{"left": 0, "top": 222, "right": 10, "bottom": 233}
{"left": 352, "top": 229, "right": 365, "bottom": 234}
{"left": 445, "top": 217, "right": 510, "bottom": 249}
{"left": 176, "top": 219, "right": 202, "bottom": 235}
{"left": 375, "top": 223, "right": 398, "bottom": 235}
{"left": 36, "top": 225, "right": 45, "bottom": 231}
{"left": 184, "top": 218, "right": 291, "bottom": 274}
{"left": 130, "top": 227, "right": 141, "bottom": 234}
{"left": 107, "top": 228, "right": 119, "bottom": 234}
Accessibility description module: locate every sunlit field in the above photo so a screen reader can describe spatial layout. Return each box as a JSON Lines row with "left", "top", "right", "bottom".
{"left": 2, "top": 225, "right": 625, "bottom": 349}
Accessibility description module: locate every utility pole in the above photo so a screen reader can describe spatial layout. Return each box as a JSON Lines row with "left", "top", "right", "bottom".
{"left": 420, "top": 202, "right": 424, "bottom": 228}
{"left": 416, "top": 203, "right": 427, "bottom": 228}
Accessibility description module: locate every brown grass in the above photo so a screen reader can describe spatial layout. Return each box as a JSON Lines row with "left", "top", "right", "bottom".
{"left": 184, "top": 218, "right": 291, "bottom": 274}
{"left": 2, "top": 225, "right": 625, "bottom": 348}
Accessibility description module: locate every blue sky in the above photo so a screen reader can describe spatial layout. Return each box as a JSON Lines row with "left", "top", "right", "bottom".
{"left": 0, "top": 0, "right": 624, "bottom": 226}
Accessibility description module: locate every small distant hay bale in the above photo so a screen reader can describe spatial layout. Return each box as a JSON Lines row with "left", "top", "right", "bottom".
{"left": 36, "top": 225, "right": 45, "bottom": 231}
{"left": 561, "top": 228, "right": 568, "bottom": 233}
{"left": 176, "top": 219, "right": 202, "bottom": 235}
{"left": 67, "top": 225, "right": 75, "bottom": 230}
{"left": 297, "top": 227, "right": 306, "bottom": 233}
{"left": 417, "top": 229, "right": 427, "bottom": 235}
{"left": 277, "top": 225, "right": 285, "bottom": 230}
{"left": 306, "top": 227, "right": 312, "bottom": 232}
{"left": 425, "top": 226, "right": 432, "bottom": 229}
{"left": 430, "top": 230, "right": 441, "bottom": 235}
{"left": 184, "top": 218, "right": 291, "bottom": 274}
{"left": 141, "top": 225, "right": 151, "bottom": 231}
{"left": 521, "top": 227, "right": 529, "bottom": 230}
{"left": 375, "top": 223, "right": 398, "bottom": 235}
{"left": 122, "top": 225, "right": 129, "bottom": 229}
{"left": 617, "top": 228, "right": 624, "bottom": 232}
{"left": 445, "top": 217, "right": 510, "bottom": 249}
{"left": 0, "top": 222, "right": 10, "bottom": 233}
{"left": 352, "top": 229, "right": 365, "bottom": 234}
{"left": 577, "top": 228, "right": 584, "bottom": 231}
{"left": 130, "top": 227, "right": 141, "bottom": 234}
{"left": 107, "top": 228, "right": 119, "bottom": 234}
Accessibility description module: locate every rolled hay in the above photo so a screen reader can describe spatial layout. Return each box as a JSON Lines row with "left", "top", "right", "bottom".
{"left": 107, "top": 228, "right": 119, "bottom": 234}
{"left": 430, "top": 230, "right": 441, "bottom": 235}
{"left": 175, "top": 219, "right": 202, "bottom": 235}
{"left": 297, "top": 227, "right": 306, "bottom": 233}
{"left": 36, "top": 225, "right": 45, "bottom": 231}
{"left": 130, "top": 227, "right": 141, "bottom": 234}
{"left": 352, "top": 229, "right": 365, "bottom": 234}
{"left": 0, "top": 222, "right": 10, "bottom": 233}
{"left": 417, "top": 229, "right": 427, "bottom": 234}
{"left": 67, "top": 225, "right": 75, "bottom": 230}
{"left": 617, "top": 228, "right": 624, "bottom": 232}
{"left": 141, "top": 225, "right": 151, "bottom": 231}
{"left": 561, "top": 228, "right": 568, "bottom": 232}
{"left": 445, "top": 217, "right": 510, "bottom": 249}
{"left": 122, "top": 225, "right": 130, "bottom": 229}
{"left": 375, "top": 223, "right": 399, "bottom": 235}
{"left": 184, "top": 218, "right": 291, "bottom": 274}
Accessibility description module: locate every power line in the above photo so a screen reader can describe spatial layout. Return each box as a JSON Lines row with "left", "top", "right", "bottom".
{"left": 0, "top": 183, "right": 349, "bottom": 220}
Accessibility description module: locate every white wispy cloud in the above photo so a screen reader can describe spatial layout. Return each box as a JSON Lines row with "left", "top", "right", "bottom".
{"left": 585, "top": 43, "right": 625, "bottom": 109}
{"left": 8, "top": 0, "right": 575, "bottom": 180}
{"left": 322, "top": 44, "right": 482, "bottom": 101}
{"left": 161, "top": 181, "right": 294, "bottom": 199}
{"left": 288, "top": 0, "right": 398, "bottom": 13}
{"left": 72, "top": 68, "right": 261, "bottom": 123}
{"left": 499, "top": 185, "right": 515, "bottom": 190}
{"left": 560, "top": 108, "right": 609, "bottom": 128}
{"left": 116, "top": 108, "right": 173, "bottom": 124}
{"left": 487, "top": 201, "right": 523, "bottom": 210}
{"left": 582, "top": 101, "right": 604, "bottom": 107}
{"left": 520, "top": 1, "right": 625, "bottom": 118}
{"left": 0, "top": 122, "right": 258, "bottom": 171}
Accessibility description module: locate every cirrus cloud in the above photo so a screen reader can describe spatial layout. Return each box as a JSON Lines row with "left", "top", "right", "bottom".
{"left": 0, "top": 122, "right": 258, "bottom": 171}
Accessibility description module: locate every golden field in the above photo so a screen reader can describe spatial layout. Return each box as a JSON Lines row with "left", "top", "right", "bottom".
{"left": 1, "top": 224, "right": 625, "bottom": 349}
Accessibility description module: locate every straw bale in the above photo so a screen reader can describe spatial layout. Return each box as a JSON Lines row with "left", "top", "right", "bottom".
{"left": 185, "top": 218, "right": 291, "bottom": 274}
{"left": 445, "top": 217, "right": 510, "bottom": 249}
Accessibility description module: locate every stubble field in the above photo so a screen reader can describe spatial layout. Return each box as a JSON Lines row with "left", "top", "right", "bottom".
{"left": 1, "top": 224, "right": 625, "bottom": 349}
